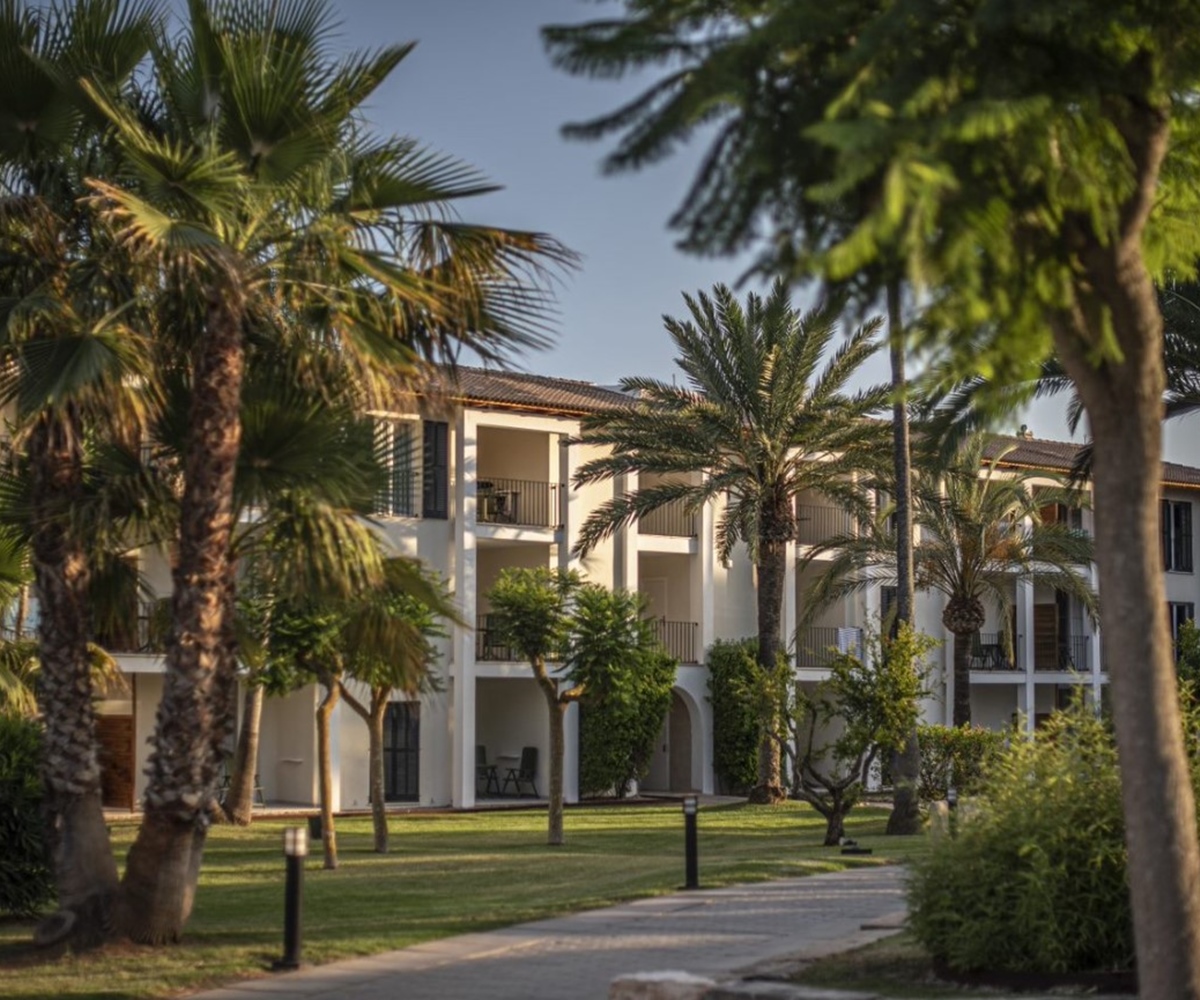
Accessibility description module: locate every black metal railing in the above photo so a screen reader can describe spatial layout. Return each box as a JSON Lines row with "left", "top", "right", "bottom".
{"left": 969, "top": 632, "right": 1021, "bottom": 671}
{"left": 639, "top": 500, "right": 698, "bottom": 537}
{"left": 477, "top": 478, "right": 560, "bottom": 529}
{"left": 796, "top": 504, "right": 855, "bottom": 546}
{"left": 649, "top": 619, "right": 698, "bottom": 663}
{"left": 474, "top": 614, "right": 565, "bottom": 663}
{"left": 1034, "top": 634, "right": 1090, "bottom": 672}
{"left": 96, "top": 600, "right": 166, "bottom": 654}
{"left": 794, "top": 626, "right": 864, "bottom": 668}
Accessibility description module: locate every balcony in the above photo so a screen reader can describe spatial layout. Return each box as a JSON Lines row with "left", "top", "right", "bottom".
{"left": 1034, "top": 634, "right": 1090, "bottom": 672}
{"left": 639, "top": 500, "right": 697, "bottom": 538}
{"left": 475, "top": 614, "right": 565, "bottom": 663}
{"left": 794, "top": 626, "right": 864, "bottom": 668}
{"left": 477, "top": 478, "right": 560, "bottom": 529}
{"left": 96, "top": 601, "right": 166, "bottom": 654}
{"left": 969, "top": 632, "right": 1021, "bottom": 671}
{"left": 796, "top": 504, "right": 854, "bottom": 546}
{"left": 649, "top": 618, "right": 698, "bottom": 664}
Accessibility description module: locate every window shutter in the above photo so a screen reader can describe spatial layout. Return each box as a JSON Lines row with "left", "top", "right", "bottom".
{"left": 1162, "top": 499, "right": 1173, "bottom": 569}
{"left": 422, "top": 420, "right": 449, "bottom": 519}
{"left": 1179, "top": 502, "right": 1194, "bottom": 572}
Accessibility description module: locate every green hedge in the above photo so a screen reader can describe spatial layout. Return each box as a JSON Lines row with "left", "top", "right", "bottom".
{"left": 908, "top": 705, "right": 1132, "bottom": 973}
{"left": 706, "top": 639, "right": 759, "bottom": 795}
{"left": 916, "top": 724, "right": 1005, "bottom": 802}
{"left": 0, "top": 714, "right": 54, "bottom": 916}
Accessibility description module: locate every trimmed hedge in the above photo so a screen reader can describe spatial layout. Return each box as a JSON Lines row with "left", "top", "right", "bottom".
{"left": 0, "top": 713, "right": 53, "bottom": 916}
{"left": 706, "top": 638, "right": 759, "bottom": 795}
{"left": 916, "top": 724, "right": 1005, "bottom": 802}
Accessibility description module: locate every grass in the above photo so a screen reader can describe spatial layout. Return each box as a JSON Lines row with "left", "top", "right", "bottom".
{"left": 0, "top": 801, "right": 928, "bottom": 1000}
{"left": 791, "top": 932, "right": 972, "bottom": 999}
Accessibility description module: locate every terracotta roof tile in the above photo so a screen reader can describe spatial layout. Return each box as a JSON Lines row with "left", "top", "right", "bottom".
{"left": 429, "top": 366, "right": 633, "bottom": 416}
{"left": 985, "top": 434, "right": 1200, "bottom": 489}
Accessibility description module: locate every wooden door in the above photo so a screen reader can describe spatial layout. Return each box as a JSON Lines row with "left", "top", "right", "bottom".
{"left": 96, "top": 715, "right": 135, "bottom": 810}
{"left": 383, "top": 702, "right": 420, "bottom": 802}
{"left": 1033, "top": 604, "right": 1058, "bottom": 670}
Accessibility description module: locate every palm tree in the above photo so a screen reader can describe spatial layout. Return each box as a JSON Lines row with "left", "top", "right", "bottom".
{"left": 0, "top": 0, "right": 159, "bottom": 946}
{"left": 82, "top": 0, "right": 572, "bottom": 942}
{"left": 803, "top": 435, "right": 1099, "bottom": 727}
{"left": 574, "top": 281, "right": 888, "bottom": 802}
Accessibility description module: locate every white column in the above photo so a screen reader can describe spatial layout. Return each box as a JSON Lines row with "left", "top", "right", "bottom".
{"left": 696, "top": 498, "right": 716, "bottom": 656}
{"left": 783, "top": 540, "right": 797, "bottom": 661}
{"left": 1091, "top": 619, "right": 1104, "bottom": 713}
{"left": 328, "top": 698, "right": 343, "bottom": 812}
{"left": 558, "top": 433, "right": 583, "bottom": 574}
{"left": 614, "top": 471, "right": 639, "bottom": 593}
{"left": 451, "top": 410, "right": 478, "bottom": 808}
{"left": 1016, "top": 577, "right": 1036, "bottom": 734}
{"left": 562, "top": 698, "right": 580, "bottom": 803}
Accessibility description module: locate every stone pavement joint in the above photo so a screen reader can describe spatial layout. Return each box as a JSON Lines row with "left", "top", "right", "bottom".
{"left": 193, "top": 866, "right": 908, "bottom": 1000}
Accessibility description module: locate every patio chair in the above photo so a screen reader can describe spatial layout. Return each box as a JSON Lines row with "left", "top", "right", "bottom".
{"left": 502, "top": 746, "right": 539, "bottom": 797}
{"left": 476, "top": 745, "right": 501, "bottom": 796}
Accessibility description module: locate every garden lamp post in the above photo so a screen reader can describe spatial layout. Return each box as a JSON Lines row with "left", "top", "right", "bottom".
{"left": 683, "top": 795, "right": 699, "bottom": 889}
{"left": 274, "top": 826, "right": 308, "bottom": 971}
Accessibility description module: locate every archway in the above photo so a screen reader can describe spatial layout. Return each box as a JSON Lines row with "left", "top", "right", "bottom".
{"left": 643, "top": 688, "right": 700, "bottom": 793}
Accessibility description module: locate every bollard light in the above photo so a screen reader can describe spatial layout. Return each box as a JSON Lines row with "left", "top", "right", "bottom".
{"left": 274, "top": 826, "right": 308, "bottom": 971}
{"left": 946, "top": 787, "right": 959, "bottom": 840}
{"left": 946, "top": 787, "right": 958, "bottom": 810}
{"left": 682, "top": 796, "right": 699, "bottom": 890}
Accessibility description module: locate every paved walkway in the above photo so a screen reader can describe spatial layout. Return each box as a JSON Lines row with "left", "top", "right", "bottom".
{"left": 196, "top": 867, "right": 907, "bottom": 1000}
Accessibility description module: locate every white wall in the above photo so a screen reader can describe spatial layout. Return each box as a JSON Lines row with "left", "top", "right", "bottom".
{"left": 475, "top": 677, "right": 549, "bottom": 796}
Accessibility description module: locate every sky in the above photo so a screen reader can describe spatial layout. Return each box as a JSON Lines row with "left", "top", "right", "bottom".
{"left": 295, "top": 2, "right": 1199, "bottom": 464}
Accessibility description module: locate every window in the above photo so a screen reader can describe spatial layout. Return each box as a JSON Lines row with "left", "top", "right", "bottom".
{"left": 422, "top": 420, "right": 449, "bottom": 519}
{"left": 374, "top": 421, "right": 418, "bottom": 517}
{"left": 1170, "top": 602, "right": 1195, "bottom": 643}
{"left": 1162, "top": 500, "right": 1194, "bottom": 572}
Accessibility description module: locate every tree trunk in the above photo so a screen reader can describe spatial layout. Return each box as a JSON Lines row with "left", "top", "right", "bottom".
{"left": 117, "top": 284, "right": 246, "bottom": 944}
{"left": 1052, "top": 125, "right": 1200, "bottom": 991}
{"left": 368, "top": 693, "right": 389, "bottom": 854}
{"left": 530, "top": 656, "right": 567, "bottom": 845}
{"left": 885, "top": 279, "right": 922, "bottom": 836}
{"left": 222, "top": 683, "right": 264, "bottom": 826}
{"left": 823, "top": 806, "right": 846, "bottom": 848}
{"left": 316, "top": 679, "right": 340, "bottom": 870}
{"left": 29, "top": 409, "right": 119, "bottom": 949}
{"left": 749, "top": 497, "right": 789, "bottom": 804}
{"left": 951, "top": 630, "right": 973, "bottom": 727}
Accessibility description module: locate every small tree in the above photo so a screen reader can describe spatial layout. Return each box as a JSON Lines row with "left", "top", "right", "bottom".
{"left": 706, "top": 639, "right": 761, "bottom": 795}
{"left": 788, "top": 623, "right": 933, "bottom": 845}
{"left": 573, "top": 588, "right": 675, "bottom": 798}
{"left": 488, "top": 568, "right": 581, "bottom": 846}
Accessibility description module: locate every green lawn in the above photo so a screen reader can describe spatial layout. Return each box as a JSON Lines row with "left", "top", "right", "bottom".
{"left": 0, "top": 801, "right": 928, "bottom": 1000}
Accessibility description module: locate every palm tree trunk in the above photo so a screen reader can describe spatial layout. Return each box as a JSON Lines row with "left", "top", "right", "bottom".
{"left": 368, "top": 692, "right": 389, "bottom": 853}
{"left": 28, "top": 409, "right": 119, "bottom": 948}
{"left": 222, "top": 683, "right": 264, "bottom": 826}
{"left": 749, "top": 498, "right": 788, "bottom": 805}
{"left": 885, "top": 279, "right": 922, "bottom": 836}
{"left": 1053, "top": 187, "right": 1200, "bottom": 992}
{"left": 316, "top": 677, "right": 340, "bottom": 870}
{"left": 951, "top": 631, "right": 973, "bottom": 727}
{"left": 531, "top": 656, "right": 566, "bottom": 846}
{"left": 117, "top": 285, "right": 246, "bottom": 944}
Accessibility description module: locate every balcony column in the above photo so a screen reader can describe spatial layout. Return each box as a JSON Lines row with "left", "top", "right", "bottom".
{"left": 1086, "top": 597, "right": 1103, "bottom": 712}
{"left": 451, "top": 409, "right": 478, "bottom": 808}
{"left": 614, "top": 471, "right": 639, "bottom": 593}
{"left": 562, "top": 696, "right": 580, "bottom": 803}
{"left": 1016, "top": 576, "right": 1036, "bottom": 734}
{"left": 557, "top": 433, "right": 582, "bottom": 573}
{"left": 783, "top": 540, "right": 797, "bottom": 662}
{"left": 694, "top": 495, "right": 716, "bottom": 657}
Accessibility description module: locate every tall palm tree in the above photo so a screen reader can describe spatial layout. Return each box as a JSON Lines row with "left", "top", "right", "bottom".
{"left": 0, "top": 0, "right": 160, "bottom": 946}
{"left": 81, "top": 0, "right": 573, "bottom": 942}
{"left": 803, "top": 435, "right": 1099, "bottom": 727}
{"left": 574, "top": 281, "right": 888, "bottom": 802}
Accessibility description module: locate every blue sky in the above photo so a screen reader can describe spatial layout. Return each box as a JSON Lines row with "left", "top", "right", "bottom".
{"left": 243, "top": 3, "right": 1200, "bottom": 462}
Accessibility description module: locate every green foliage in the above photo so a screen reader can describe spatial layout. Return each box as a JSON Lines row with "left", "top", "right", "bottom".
{"left": 915, "top": 725, "right": 1005, "bottom": 803}
{"left": 573, "top": 588, "right": 676, "bottom": 797}
{"left": 1177, "top": 618, "right": 1200, "bottom": 688}
{"left": 908, "top": 704, "right": 1132, "bottom": 973}
{"left": 0, "top": 714, "right": 52, "bottom": 916}
{"left": 488, "top": 568, "right": 579, "bottom": 665}
{"left": 706, "top": 639, "right": 762, "bottom": 795}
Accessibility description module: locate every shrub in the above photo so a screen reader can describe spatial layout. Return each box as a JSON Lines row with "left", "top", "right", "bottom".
{"left": 0, "top": 713, "right": 54, "bottom": 916}
{"left": 916, "top": 724, "right": 1006, "bottom": 802}
{"left": 908, "top": 703, "right": 1132, "bottom": 973}
{"left": 706, "top": 639, "right": 760, "bottom": 794}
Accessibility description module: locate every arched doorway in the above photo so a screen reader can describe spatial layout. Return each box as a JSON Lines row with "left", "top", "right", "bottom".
{"left": 643, "top": 689, "right": 697, "bottom": 793}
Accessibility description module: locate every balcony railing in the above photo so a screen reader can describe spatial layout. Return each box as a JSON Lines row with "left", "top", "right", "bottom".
{"left": 1034, "top": 634, "right": 1090, "bottom": 672}
{"left": 649, "top": 618, "right": 698, "bottom": 664}
{"left": 474, "top": 614, "right": 565, "bottom": 663}
{"left": 477, "top": 478, "right": 560, "bottom": 529}
{"left": 639, "top": 500, "right": 698, "bottom": 538}
{"left": 796, "top": 504, "right": 855, "bottom": 546}
{"left": 969, "top": 632, "right": 1021, "bottom": 671}
{"left": 96, "top": 601, "right": 166, "bottom": 654}
{"left": 794, "top": 626, "right": 864, "bottom": 668}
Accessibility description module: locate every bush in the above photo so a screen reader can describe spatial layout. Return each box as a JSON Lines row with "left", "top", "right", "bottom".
{"left": 706, "top": 639, "right": 760, "bottom": 794}
{"left": 908, "top": 703, "right": 1132, "bottom": 973}
{"left": 0, "top": 714, "right": 54, "bottom": 916}
{"left": 916, "top": 724, "right": 1006, "bottom": 802}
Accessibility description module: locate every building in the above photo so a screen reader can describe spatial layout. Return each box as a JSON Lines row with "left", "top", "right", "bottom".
{"left": 91, "top": 369, "right": 1200, "bottom": 811}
